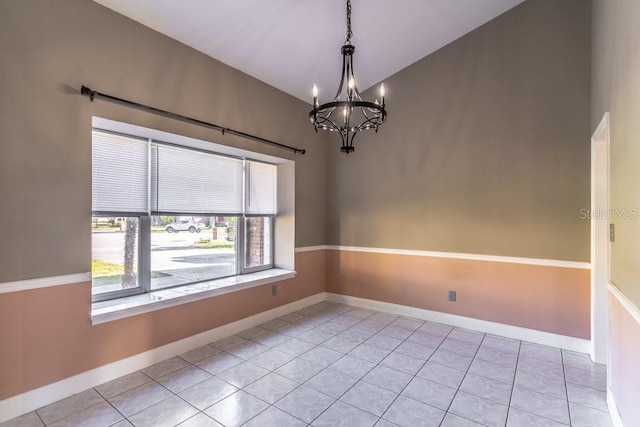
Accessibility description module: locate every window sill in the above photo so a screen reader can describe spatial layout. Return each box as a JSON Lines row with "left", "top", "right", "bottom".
{"left": 91, "top": 269, "right": 296, "bottom": 325}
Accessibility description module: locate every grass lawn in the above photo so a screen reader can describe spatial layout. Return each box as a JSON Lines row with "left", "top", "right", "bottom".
{"left": 92, "top": 259, "right": 123, "bottom": 277}
{"left": 92, "top": 259, "right": 168, "bottom": 287}
{"left": 91, "top": 259, "right": 125, "bottom": 287}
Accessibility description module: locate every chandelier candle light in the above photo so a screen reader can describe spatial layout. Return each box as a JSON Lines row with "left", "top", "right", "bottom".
{"left": 309, "top": 0, "right": 387, "bottom": 153}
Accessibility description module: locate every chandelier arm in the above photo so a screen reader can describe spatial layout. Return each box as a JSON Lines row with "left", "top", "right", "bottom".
{"left": 321, "top": 107, "right": 337, "bottom": 123}
{"left": 347, "top": 127, "right": 358, "bottom": 148}
{"left": 353, "top": 113, "right": 383, "bottom": 133}
{"left": 345, "top": 51, "right": 362, "bottom": 100}
{"left": 333, "top": 47, "right": 349, "bottom": 102}
{"left": 352, "top": 116, "right": 382, "bottom": 133}
{"left": 314, "top": 115, "right": 342, "bottom": 133}
{"left": 357, "top": 106, "right": 372, "bottom": 121}
{"left": 345, "top": 57, "right": 353, "bottom": 102}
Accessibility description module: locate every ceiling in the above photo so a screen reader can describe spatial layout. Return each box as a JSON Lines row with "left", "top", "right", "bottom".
{"left": 94, "top": 0, "right": 525, "bottom": 103}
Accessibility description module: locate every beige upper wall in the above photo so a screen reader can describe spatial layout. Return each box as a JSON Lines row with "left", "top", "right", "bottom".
{"left": 592, "top": 0, "right": 640, "bottom": 307}
{"left": 0, "top": 0, "right": 326, "bottom": 283}
{"left": 326, "top": 0, "right": 591, "bottom": 262}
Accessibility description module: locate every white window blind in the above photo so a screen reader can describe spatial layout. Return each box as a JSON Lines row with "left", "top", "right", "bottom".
{"left": 92, "top": 131, "right": 149, "bottom": 213}
{"left": 246, "top": 161, "right": 277, "bottom": 215}
{"left": 92, "top": 131, "right": 275, "bottom": 217}
{"left": 152, "top": 144, "right": 244, "bottom": 215}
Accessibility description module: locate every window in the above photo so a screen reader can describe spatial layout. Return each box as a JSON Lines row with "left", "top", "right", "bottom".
{"left": 149, "top": 215, "right": 238, "bottom": 290}
{"left": 91, "top": 129, "right": 276, "bottom": 301}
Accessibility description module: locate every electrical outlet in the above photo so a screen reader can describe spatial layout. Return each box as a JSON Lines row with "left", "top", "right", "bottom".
{"left": 448, "top": 290, "right": 456, "bottom": 302}
{"left": 272, "top": 285, "right": 278, "bottom": 296}
{"left": 610, "top": 223, "right": 615, "bottom": 242}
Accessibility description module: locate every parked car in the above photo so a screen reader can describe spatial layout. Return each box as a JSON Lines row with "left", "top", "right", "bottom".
{"left": 165, "top": 220, "right": 201, "bottom": 233}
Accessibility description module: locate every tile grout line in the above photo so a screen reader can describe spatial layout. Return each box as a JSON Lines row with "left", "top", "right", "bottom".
{"left": 562, "top": 349, "right": 573, "bottom": 426}
{"left": 366, "top": 316, "right": 429, "bottom": 424}
{"left": 92, "top": 371, "right": 155, "bottom": 426}
{"left": 361, "top": 311, "right": 446, "bottom": 424}
{"left": 33, "top": 407, "right": 46, "bottom": 426}
{"left": 511, "top": 345, "right": 577, "bottom": 426}
{"left": 439, "top": 329, "right": 488, "bottom": 427}
{"left": 418, "top": 323, "right": 461, "bottom": 426}
{"left": 114, "top": 321, "right": 285, "bottom": 426}
{"left": 185, "top": 307, "right": 322, "bottom": 426}
{"left": 229, "top": 304, "right": 365, "bottom": 426}
{"left": 303, "top": 307, "right": 385, "bottom": 425}
{"left": 301, "top": 308, "right": 422, "bottom": 424}
{"left": 504, "top": 338, "right": 523, "bottom": 427}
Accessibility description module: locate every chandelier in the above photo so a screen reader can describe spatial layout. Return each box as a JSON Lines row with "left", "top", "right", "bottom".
{"left": 309, "top": 0, "right": 387, "bottom": 154}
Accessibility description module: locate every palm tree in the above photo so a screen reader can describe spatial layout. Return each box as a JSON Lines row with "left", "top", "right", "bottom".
{"left": 122, "top": 218, "right": 137, "bottom": 288}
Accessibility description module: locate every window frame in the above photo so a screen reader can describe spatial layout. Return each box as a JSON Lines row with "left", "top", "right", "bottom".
{"left": 91, "top": 214, "right": 150, "bottom": 302}
{"left": 91, "top": 128, "right": 277, "bottom": 303}
{"left": 241, "top": 215, "right": 276, "bottom": 274}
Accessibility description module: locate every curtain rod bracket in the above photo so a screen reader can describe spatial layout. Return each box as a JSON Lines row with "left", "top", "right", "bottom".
{"left": 80, "top": 85, "right": 305, "bottom": 155}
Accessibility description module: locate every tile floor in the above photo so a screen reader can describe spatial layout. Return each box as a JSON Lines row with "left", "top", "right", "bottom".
{"left": 2, "top": 302, "right": 612, "bottom": 427}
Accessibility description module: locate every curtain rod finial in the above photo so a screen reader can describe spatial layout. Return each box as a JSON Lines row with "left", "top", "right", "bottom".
{"left": 81, "top": 85, "right": 95, "bottom": 101}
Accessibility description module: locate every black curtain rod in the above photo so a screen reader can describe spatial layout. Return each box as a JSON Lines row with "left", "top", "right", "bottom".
{"left": 80, "top": 85, "right": 305, "bottom": 155}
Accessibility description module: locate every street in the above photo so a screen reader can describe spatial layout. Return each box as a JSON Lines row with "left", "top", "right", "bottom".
{"left": 92, "top": 230, "right": 236, "bottom": 289}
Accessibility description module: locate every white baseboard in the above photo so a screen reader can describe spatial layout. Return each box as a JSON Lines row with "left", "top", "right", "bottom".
{"left": 326, "top": 293, "right": 590, "bottom": 353}
{"left": 0, "top": 292, "right": 326, "bottom": 424}
{"left": 608, "top": 387, "right": 624, "bottom": 427}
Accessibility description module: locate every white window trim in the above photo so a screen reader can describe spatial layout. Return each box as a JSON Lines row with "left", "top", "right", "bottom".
{"left": 90, "top": 117, "right": 296, "bottom": 310}
{"left": 91, "top": 269, "right": 296, "bottom": 325}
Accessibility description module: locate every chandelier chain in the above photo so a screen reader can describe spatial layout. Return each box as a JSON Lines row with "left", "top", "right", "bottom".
{"left": 346, "top": 0, "right": 352, "bottom": 43}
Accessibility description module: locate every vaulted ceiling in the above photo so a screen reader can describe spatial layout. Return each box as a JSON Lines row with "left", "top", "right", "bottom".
{"left": 94, "top": 0, "right": 525, "bottom": 102}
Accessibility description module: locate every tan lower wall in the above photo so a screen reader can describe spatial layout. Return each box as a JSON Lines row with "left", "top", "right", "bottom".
{"left": 609, "top": 287, "right": 640, "bottom": 425}
{"left": 326, "top": 249, "right": 590, "bottom": 339}
{"left": 0, "top": 250, "right": 325, "bottom": 400}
